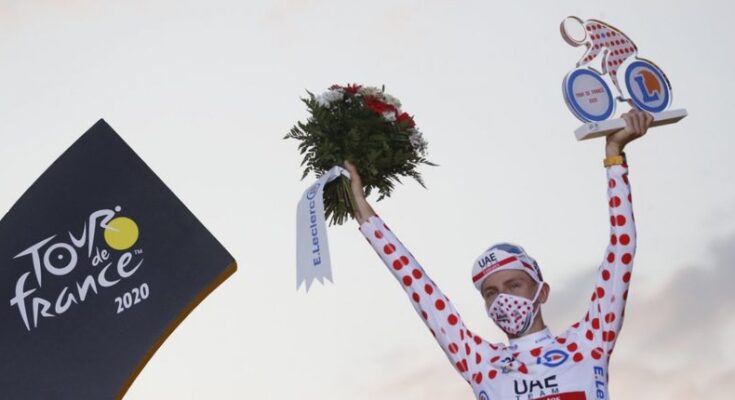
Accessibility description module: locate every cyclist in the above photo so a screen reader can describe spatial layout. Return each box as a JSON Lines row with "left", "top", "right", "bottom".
{"left": 343, "top": 108, "right": 653, "bottom": 399}
{"left": 562, "top": 16, "right": 638, "bottom": 96}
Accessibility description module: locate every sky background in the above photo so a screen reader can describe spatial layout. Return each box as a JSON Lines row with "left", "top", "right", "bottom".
{"left": 1, "top": 0, "right": 734, "bottom": 398}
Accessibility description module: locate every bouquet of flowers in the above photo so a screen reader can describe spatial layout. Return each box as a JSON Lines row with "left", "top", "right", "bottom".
{"left": 286, "top": 84, "right": 434, "bottom": 225}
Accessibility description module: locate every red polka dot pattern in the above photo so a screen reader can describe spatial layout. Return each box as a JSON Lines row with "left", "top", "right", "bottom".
{"left": 578, "top": 20, "right": 637, "bottom": 93}
{"left": 591, "top": 347, "right": 604, "bottom": 360}
{"left": 354, "top": 162, "right": 635, "bottom": 397}
{"left": 622, "top": 253, "right": 632, "bottom": 265}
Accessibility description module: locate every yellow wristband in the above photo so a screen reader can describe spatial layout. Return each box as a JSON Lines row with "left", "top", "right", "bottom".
{"left": 603, "top": 155, "right": 625, "bottom": 167}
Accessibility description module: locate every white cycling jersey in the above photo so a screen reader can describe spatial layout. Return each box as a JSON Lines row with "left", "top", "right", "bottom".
{"left": 359, "top": 164, "right": 636, "bottom": 400}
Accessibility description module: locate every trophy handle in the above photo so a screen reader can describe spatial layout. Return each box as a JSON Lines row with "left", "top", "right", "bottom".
{"left": 574, "top": 108, "right": 688, "bottom": 140}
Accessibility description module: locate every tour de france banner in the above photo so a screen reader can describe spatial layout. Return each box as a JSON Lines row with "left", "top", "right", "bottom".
{"left": 0, "top": 119, "right": 237, "bottom": 399}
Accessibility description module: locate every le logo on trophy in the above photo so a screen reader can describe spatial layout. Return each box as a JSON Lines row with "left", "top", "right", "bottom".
{"left": 561, "top": 16, "right": 688, "bottom": 140}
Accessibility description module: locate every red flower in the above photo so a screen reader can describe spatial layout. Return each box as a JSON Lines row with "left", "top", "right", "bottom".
{"left": 364, "top": 96, "right": 397, "bottom": 115}
{"left": 329, "top": 84, "right": 362, "bottom": 94}
{"left": 397, "top": 112, "right": 416, "bottom": 128}
{"left": 345, "top": 84, "right": 362, "bottom": 94}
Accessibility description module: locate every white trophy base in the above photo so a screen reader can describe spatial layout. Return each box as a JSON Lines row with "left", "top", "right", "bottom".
{"left": 575, "top": 109, "right": 688, "bottom": 141}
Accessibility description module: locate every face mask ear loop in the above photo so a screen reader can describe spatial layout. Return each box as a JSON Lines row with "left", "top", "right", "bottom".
{"left": 531, "top": 281, "right": 544, "bottom": 304}
{"left": 527, "top": 282, "right": 545, "bottom": 322}
{"left": 511, "top": 283, "right": 546, "bottom": 336}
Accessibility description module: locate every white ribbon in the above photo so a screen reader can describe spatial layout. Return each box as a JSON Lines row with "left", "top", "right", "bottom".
{"left": 296, "top": 165, "right": 351, "bottom": 291}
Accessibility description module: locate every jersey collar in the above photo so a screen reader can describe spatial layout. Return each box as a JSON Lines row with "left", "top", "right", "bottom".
{"left": 508, "top": 327, "right": 553, "bottom": 351}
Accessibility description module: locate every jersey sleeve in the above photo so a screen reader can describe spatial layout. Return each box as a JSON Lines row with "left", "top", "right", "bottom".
{"left": 574, "top": 163, "right": 637, "bottom": 357}
{"left": 358, "top": 215, "right": 495, "bottom": 385}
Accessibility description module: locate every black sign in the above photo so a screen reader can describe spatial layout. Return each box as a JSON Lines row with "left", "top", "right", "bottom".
{"left": 0, "top": 120, "right": 237, "bottom": 399}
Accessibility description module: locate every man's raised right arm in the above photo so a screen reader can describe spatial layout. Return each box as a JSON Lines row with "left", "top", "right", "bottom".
{"left": 345, "top": 161, "right": 494, "bottom": 385}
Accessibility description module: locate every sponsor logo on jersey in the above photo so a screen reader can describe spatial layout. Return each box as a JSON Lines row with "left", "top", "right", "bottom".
{"left": 535, "top": 392, "right": 587, "bottom": 400}
{"left": 514, "top": 375, "right": 559, "bottom": 398}
{"left": 593, "top": 365, "right": 607, "bottom": 399}
{"left": 537, "top": 349, "right": 570, "bottom": 367}
{"left": 534, "top": 332, "right": 553, "bottom": 345}
{"left": 501, "top": 356, "right": 516, "bottom": 374}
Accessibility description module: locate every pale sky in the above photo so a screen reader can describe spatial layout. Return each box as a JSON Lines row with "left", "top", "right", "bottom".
{"left": 1, "top": 0, "right": 734, "bottom": 399}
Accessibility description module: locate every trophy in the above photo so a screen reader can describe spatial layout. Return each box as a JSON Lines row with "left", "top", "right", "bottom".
{"left": 561, "top": 16, "right": 687, "bottom": 140}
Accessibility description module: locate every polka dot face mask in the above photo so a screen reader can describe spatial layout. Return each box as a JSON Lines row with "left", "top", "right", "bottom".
{"left": 486, "top": 284, "right": 543, "bottom": 336}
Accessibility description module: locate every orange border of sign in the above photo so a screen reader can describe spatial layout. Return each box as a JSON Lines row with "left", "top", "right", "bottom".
{"left": 116, "top": 261, "right": 238, "bottom": 399}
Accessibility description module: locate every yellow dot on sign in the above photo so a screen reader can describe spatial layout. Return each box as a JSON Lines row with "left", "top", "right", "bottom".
{"left": 104, "top": 217, "right": 140, "bottom": 251}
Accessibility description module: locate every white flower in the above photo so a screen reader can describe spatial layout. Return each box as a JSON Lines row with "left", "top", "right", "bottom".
{"left": 382, "top": 111, "right": 397, "bottom": 122}
{"left": 408, "top": 129, "right": 428, "bottom": 154}
{"left": 382, "top": 93, "right": 402, "bottom": 108}
{"left": 316, "top": 90, "right": 344, "bottom": 107}
{"left": 358, "top": 86, "right": 381, "bottom": 97}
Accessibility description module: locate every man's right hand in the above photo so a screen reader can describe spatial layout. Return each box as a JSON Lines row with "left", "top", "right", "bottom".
{"left": 343, "top": 160, "right": 376, "bottom": 224}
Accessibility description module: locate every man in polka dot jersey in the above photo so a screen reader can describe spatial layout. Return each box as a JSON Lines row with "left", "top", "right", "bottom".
{"left": 343, "top": 109, "right": 653, "bottom": 400}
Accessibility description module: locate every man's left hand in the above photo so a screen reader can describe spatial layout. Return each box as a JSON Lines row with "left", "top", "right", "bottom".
{"left": 606, "top": 108, "right": 653, "bottom": 157}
